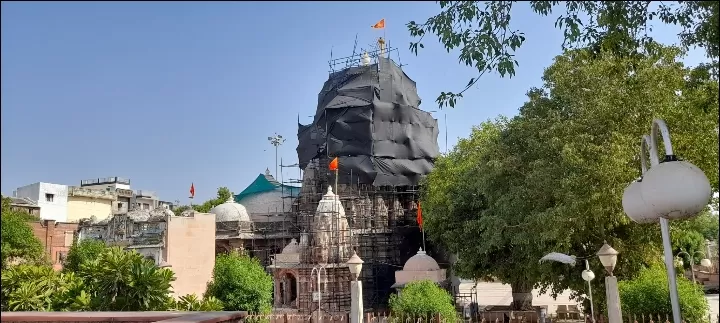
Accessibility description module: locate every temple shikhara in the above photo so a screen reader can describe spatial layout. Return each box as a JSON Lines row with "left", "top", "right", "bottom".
{"left": 75, "top": 38, "right": 450, "bottom": 314}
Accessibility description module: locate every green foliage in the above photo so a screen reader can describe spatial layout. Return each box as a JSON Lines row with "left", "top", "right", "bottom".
{"left": 63, "top": 239, "right": 107, "bottom": 273}
{"left": 174, "top": 187, "right": 233, "bottom": 215}
{"left": 75, "top": 246, "right": 176, "bottom": 311}
{"left": 168, "top": 293, "right": 225, "bottom": 311}
{"left": 205, "top": 251, "right": 273, "bottom": 313}
{"left": 1, "top": 264, "right": 91, "bottom": 311}
{"left": 408, "top": 1, "right": 719, "bottom": 108}
{"left": 420, "top": 43, "right": 718, "bottom": 309}
{"left": 674, "top": 211, "right": 719, "bottom": 242}
{"left": 1, "top": 197, "right": 44, "bottom": 268}
{"left": 671, "top": 230, "right": 706, "bottom": 268}
{"left": 619, "top": 264, "right": 708, "bottom": 322}
{"left": 388, "top": 280, "right": 457, "bottom": 322}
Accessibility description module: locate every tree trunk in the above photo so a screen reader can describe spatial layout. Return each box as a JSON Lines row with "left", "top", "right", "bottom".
{"left": 510, "top": 281, "right": 533, "bottom": 311}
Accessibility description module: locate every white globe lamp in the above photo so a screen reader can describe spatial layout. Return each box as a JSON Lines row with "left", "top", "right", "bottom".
{"left": 582, "top": 269, "right": 595, "bottom": 282}
{"left": 700, "top": 258, "right": 712, "bottom": 268}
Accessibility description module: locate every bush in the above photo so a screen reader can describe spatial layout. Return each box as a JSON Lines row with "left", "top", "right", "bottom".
{"left": 169, "top": 293, "right": 224, "bottom": 311}
{"left": 619, "top": 264, "right": 708, "bottom": 323}
{"left": 388, "top": 280, "right": 457, "bottom": 322}
{"left": 1, "top": 264, "right": 91, "bottom": 311}
{"left": 75, "top": 246, "right": 176, "bottom": 311}
{"left": 63, "top": 239, "right": 107, "bottom": 273}
{"left": 205, "top": 251, "right": 273, "bottom": 313}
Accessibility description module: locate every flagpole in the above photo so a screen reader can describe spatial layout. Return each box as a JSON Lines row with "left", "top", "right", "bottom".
{"left": 422, "top": 228, "right": 426, "bottom": 252}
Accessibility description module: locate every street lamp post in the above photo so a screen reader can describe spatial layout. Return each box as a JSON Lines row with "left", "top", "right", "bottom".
{"left": 622, "top": 120, "right": 712, "bottom": 323}
{"left": 581, "top": 260, "right": 596, "bottom": 322}
{"left": 267, "top": 133, "right": 286, "bottom": 180}
{"left": 347, "top": 251, "right": 364, "bottom": 323}
{"left": 311, "top": 264, "right": 328, "bottom": 323}
{"left": 597, "top": 242, "right": 622, "bottom": 323}
{"left": 675, "top": 250, "right": 711, "bottom": 284}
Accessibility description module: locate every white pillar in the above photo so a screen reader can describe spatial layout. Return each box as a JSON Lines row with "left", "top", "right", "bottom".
{"left": 605, "top": 276, "right": 622, "bottom": 323}
{"left": 351, "top": 281, "right": 363, "bottom": 323}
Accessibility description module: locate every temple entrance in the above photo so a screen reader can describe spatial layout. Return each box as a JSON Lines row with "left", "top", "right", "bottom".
{"left": 282, "top": 273, "right": 297, "bottom": 307}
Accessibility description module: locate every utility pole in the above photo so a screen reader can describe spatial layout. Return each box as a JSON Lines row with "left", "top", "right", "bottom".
{"left": 268, "top": 133, "right": 286, "bottom": 179}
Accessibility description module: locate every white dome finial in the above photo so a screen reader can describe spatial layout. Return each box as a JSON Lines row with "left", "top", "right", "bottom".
{"left": 327, "top": 185, "right": 334, "bottom": 195}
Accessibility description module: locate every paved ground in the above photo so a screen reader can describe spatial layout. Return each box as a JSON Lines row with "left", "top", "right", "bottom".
{"left": 708, "top": 294, "right": 719, "bottom": 322}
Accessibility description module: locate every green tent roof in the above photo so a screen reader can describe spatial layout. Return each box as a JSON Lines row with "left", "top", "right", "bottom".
{"left": 234, "top": 172, "right": 300, "bottom": 202}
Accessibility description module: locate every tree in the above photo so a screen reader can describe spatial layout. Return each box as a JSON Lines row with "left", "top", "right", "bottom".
{"left": 173, "top": 187, "right": 233, "bottom": 215}
{"left": 75, "top": 246, "right": 176, "bottom": 311}
{"left": 205, "top": 251, "right": 273, "bottom": 313}
{"left": 407, "top": 1, "right": 719, "bottom": 108}
{"left": 619, "top": 264, "right": 708, "bottom": 322}
{"left": 63, "top": 239, "right": 107, "bottom": 273}
{"left": 1, "top": 197, "right": 44, "bottom": 269}
{"left": 388, "top": 280, "right": 457, "bottom": 321}
{"left": 420, "top": 44, "right": 718, "bottom": 309}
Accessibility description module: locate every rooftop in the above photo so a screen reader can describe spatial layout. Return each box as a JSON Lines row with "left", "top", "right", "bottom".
{"left": 80, "top": 177, "right": 131, "bottom": 186}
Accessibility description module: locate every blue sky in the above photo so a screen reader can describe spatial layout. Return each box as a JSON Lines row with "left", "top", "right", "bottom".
{"left": 0, "top": 1, "right": 705, "bottom": 203}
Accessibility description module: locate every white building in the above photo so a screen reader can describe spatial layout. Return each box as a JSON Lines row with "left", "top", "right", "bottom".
{"left": 14, "top": 182, "right": 69, "bottom": 222}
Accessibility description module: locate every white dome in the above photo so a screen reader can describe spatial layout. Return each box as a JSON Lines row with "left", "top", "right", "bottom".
{"left": 403, "top": 249, "right": 440, "bottom": 271}
{"left": 282, "top": 239, "right": 300, "bottom": 254}
{"left": 209, "top": 197, "right": 250, "bottom": 222}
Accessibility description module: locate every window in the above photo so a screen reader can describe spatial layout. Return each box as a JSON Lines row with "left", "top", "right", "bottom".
{"left": 143, "top": 203, "right": 150, "bottom": 210}
{"left": 45, "top": 193, "right": 54, "bottom": 202}
{"left": 117, "top": 202, "right": 123, "bottom": 209}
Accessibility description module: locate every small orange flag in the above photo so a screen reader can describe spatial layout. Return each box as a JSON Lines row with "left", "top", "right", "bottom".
{"left": 417, "top": 201, "right": 423, "bottom": 230}
{"left": 329, "top": 157, "right": 339, "bottom": 171}
{"left": 371, "top": 19, "right": 385, "bottom": 29}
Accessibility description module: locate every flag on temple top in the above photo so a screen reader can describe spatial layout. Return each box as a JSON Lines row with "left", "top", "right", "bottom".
{"left": 329, "top": 157, "right": 339, "bottom": 171}
{"left": 371, "top": 19, "right": 385, "bottom": 29}
{"left": 190, "top": 183, "right": 195, "bottom": 198}
{"left": 417, "top": 201, "right": 423, "bottom": 230}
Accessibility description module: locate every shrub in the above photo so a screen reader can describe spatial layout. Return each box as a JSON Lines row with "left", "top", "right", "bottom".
{"left": 1, "top": 264, "right": 90, "bottom": 311}
{"left": 205, "top": 251, "right": 273, "bottom": 313}
{"left": 389, "top": 280, "right": 457, "bottom": 322}
{"left": 169, "top": 293, "right": 224, "bottom": 311}
{"left": 1, "top": 197, "right": 44, "bottom": 268}
{"left": 619, "top": 264, "right": 708, "bottom": 323}
{"left": 63, "top": 239, "right": 107, "bottom": 273}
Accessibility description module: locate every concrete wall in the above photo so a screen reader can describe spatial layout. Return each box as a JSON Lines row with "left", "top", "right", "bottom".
{"left": 67, "top": 196, "right": 113, "bottom": 222}
{"left": 165, "top": 212, "right": 216, "bottom": 297}
{"left": 29, "top": 220, "right": 79, "bottom": 270}
{"left": 16, "top": 182, "right": 69, "bottom": 222}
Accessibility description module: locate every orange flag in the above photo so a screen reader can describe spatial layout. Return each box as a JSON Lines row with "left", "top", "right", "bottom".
{"left": 329, "top": 157, "right": 339, "bottom": 171}
{"left": 190, "top": 183, "right": 195, "bottom": 198}
{"left": 416, "top": 201, "right": 423, "bottom": 230}
{"left": 371, "top": 19, "right": 385, "bottom": 29}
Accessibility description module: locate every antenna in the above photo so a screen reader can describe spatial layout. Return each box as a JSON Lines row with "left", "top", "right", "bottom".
{"left": 329, "top": 46, "right": 335, "bottom": 73}
{"left": 347, "top": 34, "right": 359, "bottom": 68}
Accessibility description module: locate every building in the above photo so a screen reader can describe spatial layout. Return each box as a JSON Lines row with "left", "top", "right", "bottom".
{"left": 77, "top": 208, "right": 216, "bottom": 297}
{"left": 80, "top": 177, "right": 134, "bottom": 213}
{"left": 66, "top": 186, "right": 116, "bottom": 222}
{"left": 7, "top": 196, "right": 41, "bottom": 217}
{"left": 15, "top": 182, "right": 69, "bottom": 222}
{"left": 28, "top": 220, "right": 79, "bottom": 270}
{"left": 15, "top": 177, "right": 167, "bottom": 223}
{"left": 235, "top": 169, "right": 301, "bottom": 215}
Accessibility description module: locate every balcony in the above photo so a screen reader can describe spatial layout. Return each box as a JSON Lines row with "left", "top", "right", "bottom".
{"left": 68, "top": 186, "right": 117, "bottom": 201}
{"left": 116, "top": 188, "right": 134, "bottom": 197}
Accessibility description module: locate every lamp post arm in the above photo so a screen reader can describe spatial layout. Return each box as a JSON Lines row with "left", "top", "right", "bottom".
{"left": 651, "top": 119, "right": 675, "bottom": 160}
{"left": 641, "top": 135, "right": 658, "bottom": 171}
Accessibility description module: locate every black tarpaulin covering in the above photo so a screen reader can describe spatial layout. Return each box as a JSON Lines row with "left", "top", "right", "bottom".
{"left": 297, "top": 57, "right": 439, "bottom": 186}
